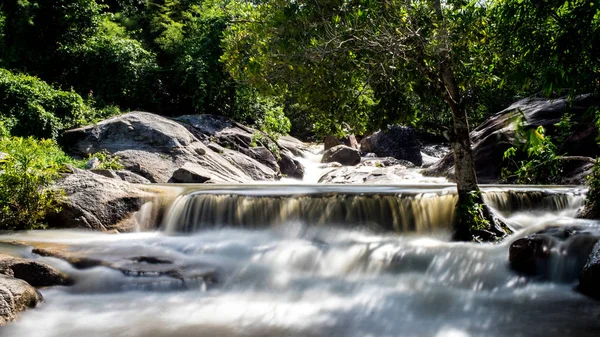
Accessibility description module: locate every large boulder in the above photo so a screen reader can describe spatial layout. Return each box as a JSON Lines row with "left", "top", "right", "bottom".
{"left": 579, "top": 240, "right": 600, "bottom": 299}
{"left": 427, "top": 94, "right": 599, "bottom": 183}
{"left": 321, "top": 145, "right": 361, "bottom": 166}
{"left": 47, "top": 169, "right": 161, "bottom": 232}
{"left": 360, "top": 126, "right": 422, "bottom": 166}
{"left": 62, "top": 112, "right": 254, "bottom": 183}
{"left": 0, "top": 275, "right": 42, "bottom": 326}
{"left": 176, "top": 114, "right": 293, "bottom": 172}
{"left": 0, "top": 254, "right": 72, "bottom": 287}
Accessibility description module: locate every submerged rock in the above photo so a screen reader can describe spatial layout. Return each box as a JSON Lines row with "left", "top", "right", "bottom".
{"left": 321, "top": 145, "right": 361, "bottom": 166}
{"left": 0, "top": 275, "right": 43, "bottom": 326}
{"left": 0, "top": 254, "right": 72, "bottom": 287}
{"left": 509, "top": 226, "right": 600, "bottom": 282}
{"left": 360, "top": 126, "right": 422, "bottom": 166}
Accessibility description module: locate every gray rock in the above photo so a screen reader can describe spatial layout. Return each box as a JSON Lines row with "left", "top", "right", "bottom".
{"left": 277, "top": 135, "right": 309, "bottom": 157}
{"left": 47, "top": 170, "right": 157, "bottom": 232}
{"left": 62, "top": 112, "right": 252, "bottom": 183}
{"left": 579, "top": 240, "right": 600, "bottom": 299}
{"left": 85, "top": 157, "right": 101, "bottom": 169}
{"left": 0, "top": 275, "right": 43, "bottom": 326}
{"left": 247, "top": 146, "right": 279, "bottom": 173}
{"left": 319, "top": 166, "right": 406, "bottom": 184}
{"left": 221, "top": 150, "right": 278, "bottom": 181}
{"left": 360, "top": 126, "right": 423, "bottom": 166}
{"left": 170, "top": 163, "right": 223, "bottom": 184}
{"left": 115, "top": 170, "right": 151, "bottom": 184}
{"left": 279, "top": 151, "right": 305, "bottom": 179}
{"left": 322, "top": 145, "right": 361, "bottom": 166}
{"left": 90, "top": 169, "right": 119, "bottom": 179}
{"left": 0, "top": 254, "right": 72, "bottom": 287}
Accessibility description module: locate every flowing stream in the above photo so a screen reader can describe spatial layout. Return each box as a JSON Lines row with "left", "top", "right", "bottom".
{"left": 1, "top": 156, "right": 600, "bottom": 336}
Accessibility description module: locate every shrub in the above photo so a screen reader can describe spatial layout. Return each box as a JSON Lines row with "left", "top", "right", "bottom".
{"left": 0, "top": 68, "right": 95, "bottom": 140}
{"left": 0, "top": 137, "right": 73, "bottom": 230}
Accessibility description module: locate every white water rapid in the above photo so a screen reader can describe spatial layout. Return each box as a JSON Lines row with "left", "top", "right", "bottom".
{"left": 0, "top": 149, "right": 599, "bottom": 336}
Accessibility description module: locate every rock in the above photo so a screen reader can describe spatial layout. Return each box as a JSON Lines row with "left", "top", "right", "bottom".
{"left": 0, "top": 275, "right": 43, "bottom": 326}
{"left": 62, "top": 112, "right": 252, "bottom": 183}
{"left": 221, "top": 150, "right": 278, "bottom": 181}
{"left": 323, "top": 135, "right": 342, "bottom": 151}
{"left": 90, "top": 169, "right": 120, "bottom": 179}
{"left": 247, "top": 146, "right": 279, "bottom": 173}
{"left": 47, "top": 170, "right": 158, "bottom": 231}
{"left": 360, "top": 126, "right": 423, "bottom": 166}
{"left": 359, "top": 157, "right": 415, "bottom": 168}
{"left": 276, "top": 135, "right": 309, "bottom": 157}
{"left": 427, "top": 94, "right": 599, "bottom": 183}
{"left": 31, "top": 244, "right": 217, "bottom": 285}
{"left": 579, "top": 240, "right": 600, "bottom": 299}
{"left": 0, "top": 254, "right": 72, "bottom": 287}
{"left": 319, "top": 166, "right": 406, "bottom": 184}
{"left": 321, "top": 145, "right": 361, "bottom": 166}
{"left": 85, "top": 157, "right": 101, "bottom": 169}
{"left": 170, "top": 163, "right": 223, "bottom": 183}
{"left": 509, "top": 226, "right": 600, "bottom": 281}
{"left": 115, "top": 170, "right": 151, "bottom": 184}
{"left": 278, "top": 151, "right": 305, "bottom": 179}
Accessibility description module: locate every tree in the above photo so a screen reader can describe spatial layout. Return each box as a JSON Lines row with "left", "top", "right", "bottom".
{"left": 223, "top": 0, "right": 510, "bottom": 240}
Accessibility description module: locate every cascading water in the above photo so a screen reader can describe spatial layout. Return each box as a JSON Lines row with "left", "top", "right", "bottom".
{"left": 0, "top": 180, "right": 599, "bottom": 336}
{"left": 162, "top": 185, "right": 586, "bottom": 234}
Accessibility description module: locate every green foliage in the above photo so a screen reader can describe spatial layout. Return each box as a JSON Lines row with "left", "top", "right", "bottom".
{"left": 457, "top": 190, "right": 490, "bottom": 233}
{"left": 250, "top": 132, "right": 280, "bottom": 159}
{"left": 88, "top": 150, "right": 124, "bottom": 170}
{"left": 586, "top": 159, "right": 600, "bottom": 205}
{"left": 0, "top": 68, "right": 96, "bottom": 140}
{"left": 502, "top": 126, "right": 562, "bottom": 184}
{"left": 0, "top": 137, "right": 70, "bottom": 230}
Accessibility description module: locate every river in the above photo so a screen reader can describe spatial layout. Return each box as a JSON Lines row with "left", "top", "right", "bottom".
{"left": 1, "top": 150, "right": 600, "bottom": 336}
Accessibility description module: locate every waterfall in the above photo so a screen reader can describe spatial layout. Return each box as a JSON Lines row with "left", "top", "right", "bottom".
{"left": 162, "top": 185, "right": 586, "bottom": 233}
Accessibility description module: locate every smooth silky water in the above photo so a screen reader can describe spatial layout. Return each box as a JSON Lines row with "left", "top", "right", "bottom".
{"left": 1, "top": 182, "right": 600, "bottom": 337}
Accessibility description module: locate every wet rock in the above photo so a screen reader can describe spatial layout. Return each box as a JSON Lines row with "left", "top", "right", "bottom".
{"left": 0, "top": 254, "right": 72, "bottom": 287}
{"left": 509, "top": 226, "right": 600, "bottom": 281}
{"left": 47, "top": 169, "right": 158, "bottom": 231}
{"left": 319, "top": 166, "right": 404, "bottom": 184}
{"left": 321, "top": 145, "right": 361, "bottom": 166}
{"left": 579, "top": 240, "right": 600, "bottom": 299}
{"left": 31, "top": 245, "right": 217, "bottom": 284}
{"left": 0, "top": 275, "right": 43, "bottom": 326}
{"left": 359, "top": 157, "right": 415, "bottom": 168}
{"left": 279, "top": 151, "right": 305, "bottom": 179}
{"left": 360, "top": 126, "right": 423, "bottom": 166}
{"left": 428, "top": 94, "right": 599, "bottom": 183}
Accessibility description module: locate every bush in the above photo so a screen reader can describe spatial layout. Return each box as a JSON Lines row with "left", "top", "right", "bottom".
{"left": 0, "top": 68, "right": 96, "bottom": 140}
{"left": 0, "top": 137, "right": 74, "bottom": 230}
